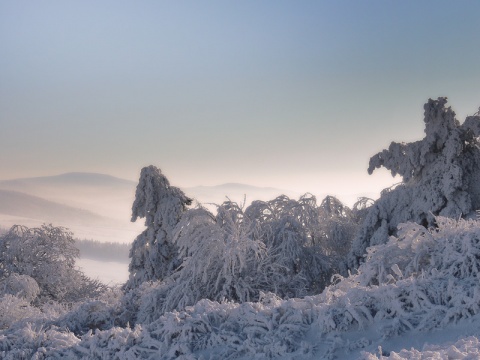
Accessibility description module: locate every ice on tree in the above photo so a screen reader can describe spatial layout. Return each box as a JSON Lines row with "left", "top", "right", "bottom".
{"left": 125, "top": 166, "right": 192, "bottom": 290}
{"left": 0, "top": 224, "right": 104, "bottom": 304}
{"left": 349, "top": 97, "right": 480, "bottom": 268}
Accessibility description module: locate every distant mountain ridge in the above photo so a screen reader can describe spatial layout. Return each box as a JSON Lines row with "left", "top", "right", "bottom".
{"left": 0, "top": 173, "right": 138, "bottom": 223}
{"left": 0, "top": 172, "right": 299, "bottom": 205}
{"left": 0, "top": 189, "right": 113, "bottom": 226}
{"left": 1, "top": 172, "right": 290, "bottom": 192}
{"left": 0, "top": 172, "right": 302, "bottom": 243}
{"left": 0, "top": 172, "right": 136, "bottom": 189}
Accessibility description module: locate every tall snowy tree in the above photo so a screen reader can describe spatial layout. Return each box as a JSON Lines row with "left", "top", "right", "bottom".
{"left": 125, "top": 166, "right": 192, "bottom": 290}
{"left": 349, "top": 97, "right": 480, "bottom": 268}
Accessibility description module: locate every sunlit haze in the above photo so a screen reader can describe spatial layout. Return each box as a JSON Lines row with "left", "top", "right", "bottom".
{"left": 1, "top": 1, "right": 479, "bottom": 205}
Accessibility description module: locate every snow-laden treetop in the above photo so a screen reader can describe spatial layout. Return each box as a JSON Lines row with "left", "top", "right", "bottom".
{"left": 350, "top": 98, "right": 480, "bottom": 268}
{"left": 368, "top": 97, "right": 480, "bottom": 183}
{"left": 125, "top": 166, "right": 193, "bottom": 289}
{"left": 131, "top": 165, "right": 192, "bottom": 230}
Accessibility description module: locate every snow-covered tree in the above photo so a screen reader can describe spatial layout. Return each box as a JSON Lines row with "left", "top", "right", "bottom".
{"left": 125, "top": 166, "right": 192, "bottom": 290}
{"left": 246, "top": 194, "right": 332, "bottom": 295}
{"left": 0, "top": 224, "right": 105, "bottom": 303}
{"left": 121, "top": 166, "right": 361, "bottom": 323}
{"left": 124, "top": 194, "right": 344, "bottom": 324}
{"left": 349, "top": 97, "right": 480, "bottom": 268}
{"left": 132, "top": 203, "right": 268, "bottom": 322}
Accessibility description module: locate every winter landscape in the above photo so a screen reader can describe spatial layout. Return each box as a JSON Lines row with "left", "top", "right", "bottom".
{"left": 2, "top": 99, "right": 480, "bottom": 358}
{"left": 2, "top": 1, "right": 480, "bottom": 359}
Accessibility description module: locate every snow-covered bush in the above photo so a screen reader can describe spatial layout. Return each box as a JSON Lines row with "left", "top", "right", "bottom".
{"left": 122, "top": 167, "right": 360, "bottom": 324}
{"left": 173, "top": 203, "right": 268, "bottom": 300}
{"left": 1, "top": 273, "right": 40, "bottom": 303}
{"left": 0, "top": 224, "right": 106, "bottom": 304}
{"left": 350, "top": 98, "right": 480, "bottom": 268}
{"left": 326, "top": 216, "right": 480, "bottom": 338}
{"left": 125, "top": 166, "right": 192, "bottom": 290}
{"left": 4, "top": 216, "right": 480, "bottom": 358}
{"left": 316, "top": 195, "right": 363, "bottom": 275}
{"left": 0, "top": 323, "right": 80, "bottom": 359}
{"left": 107, "top": 217, "right": 480, "bottom": 358}
{"left": 245, "top": 194, "right": 334, "bottom": 295}
{"left": 125, "top": 194, "right": 357, "bottom": 325}
{"left": 0, "top": 295, "right": 41, "bottom": 330}
{"left": 130, "top": 203, "right": 271, "bottom": 324}
{"left": 55, "top": 287, "right": 124, "bottom": 335}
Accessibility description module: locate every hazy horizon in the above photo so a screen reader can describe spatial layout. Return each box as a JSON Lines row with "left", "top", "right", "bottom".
{"left": 0, "top": 168, "right": 400, "bottom": 208}
{"left": 2, "top": 1, "right": 479, "bottom": 201}
{"left": 0, "top": 168, "right": 394, "bottom": 247}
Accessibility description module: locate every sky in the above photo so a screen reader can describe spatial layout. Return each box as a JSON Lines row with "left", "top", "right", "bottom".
{"left": 1, "top": 1, "right": 480, "bottom": 204}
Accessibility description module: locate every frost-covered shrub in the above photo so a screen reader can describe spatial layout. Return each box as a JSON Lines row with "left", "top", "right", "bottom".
{"left": 0, "top": 224, "right": 106, "bottom": 304}
{"left": 59, "top": 325, "right": 144, "bottom": 359}
{"left": 0, "top": 289, "right": 126, "bottom": 358}
{"left": 174, "top": 204, "right": 268, "bottom": 300}
{"left": 55, "top": 287, "right": 124, "bottom": 335}
{"left": 0, "top": 321, "right": 145, "bottom": 359}
{"left": 328, "top": 216, "right": 480, "bottom": 336}
{"left": 0, "top": 323, "right": 80, "bottom": 359}
{"left": 118, "top": 278, "right": 159, "bottom": 327}
{"left": 1, "top": 273, "right": 40, "bottom": 303}
{"left": 123, "top": 165, "right": 362, "bottom": 322}
{"left": 350, "top": 98, "right": 480, "bottom": 268}
{"left": 316, "top": 195, "right": 363, "bottom": 275}
{"left": 0, "top": 295, "right": 41, "bottom": 330}
{"left": 245, "top": 194, "right": 335, "bottom": 295}
{"left": 5, "top": 216, "right": 480, "bottom": 359}
{"left": 124, "top": 194, "right": 362, "bottom": 327}
{"left": 317, "top": 196, "right": 355, "bottom": 255}
{"left": 130, "top": 217, "right": 480, "bottom": 358}
{"left": 131, "top": 203, "right": 270, "bottom": 323}
{"left": 125, "top": 166, "right": 192, "bottom": 290}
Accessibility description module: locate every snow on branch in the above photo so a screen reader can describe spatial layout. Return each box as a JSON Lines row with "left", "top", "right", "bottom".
{"left": 350, "top": 98, "right": 480, "bottom": 268}
{"left": 125, "top": 166, "right": 192, "bottom": 290}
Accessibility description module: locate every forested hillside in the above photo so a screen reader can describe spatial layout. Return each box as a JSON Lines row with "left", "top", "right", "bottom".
{"left": 75, "top": 239, "right": 130, "bottom": 263}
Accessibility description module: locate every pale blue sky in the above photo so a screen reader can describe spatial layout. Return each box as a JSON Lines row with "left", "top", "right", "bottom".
{"left": 1, "top": 1, "right": 480, "bottom": 202}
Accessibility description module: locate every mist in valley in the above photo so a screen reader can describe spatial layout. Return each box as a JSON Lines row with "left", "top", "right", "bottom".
{"left": 0, "top": 172, "right": 334, "bottom": 284}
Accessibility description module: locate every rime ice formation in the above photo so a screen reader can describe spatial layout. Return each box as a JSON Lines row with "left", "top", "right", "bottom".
{"left": 5, "top": 216, "right": 480, "bottom": 358}
{"left": 0, "top": 224, "right": 104, "bottom": 304}
{"left": 349, "top": 97, "right": 480, "bottom": 268}
{"left": 124, "top": 195, "right": 342, "bottom": 324}
{"left": 125, "top": 166, "right": 192, "bottom": 290}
